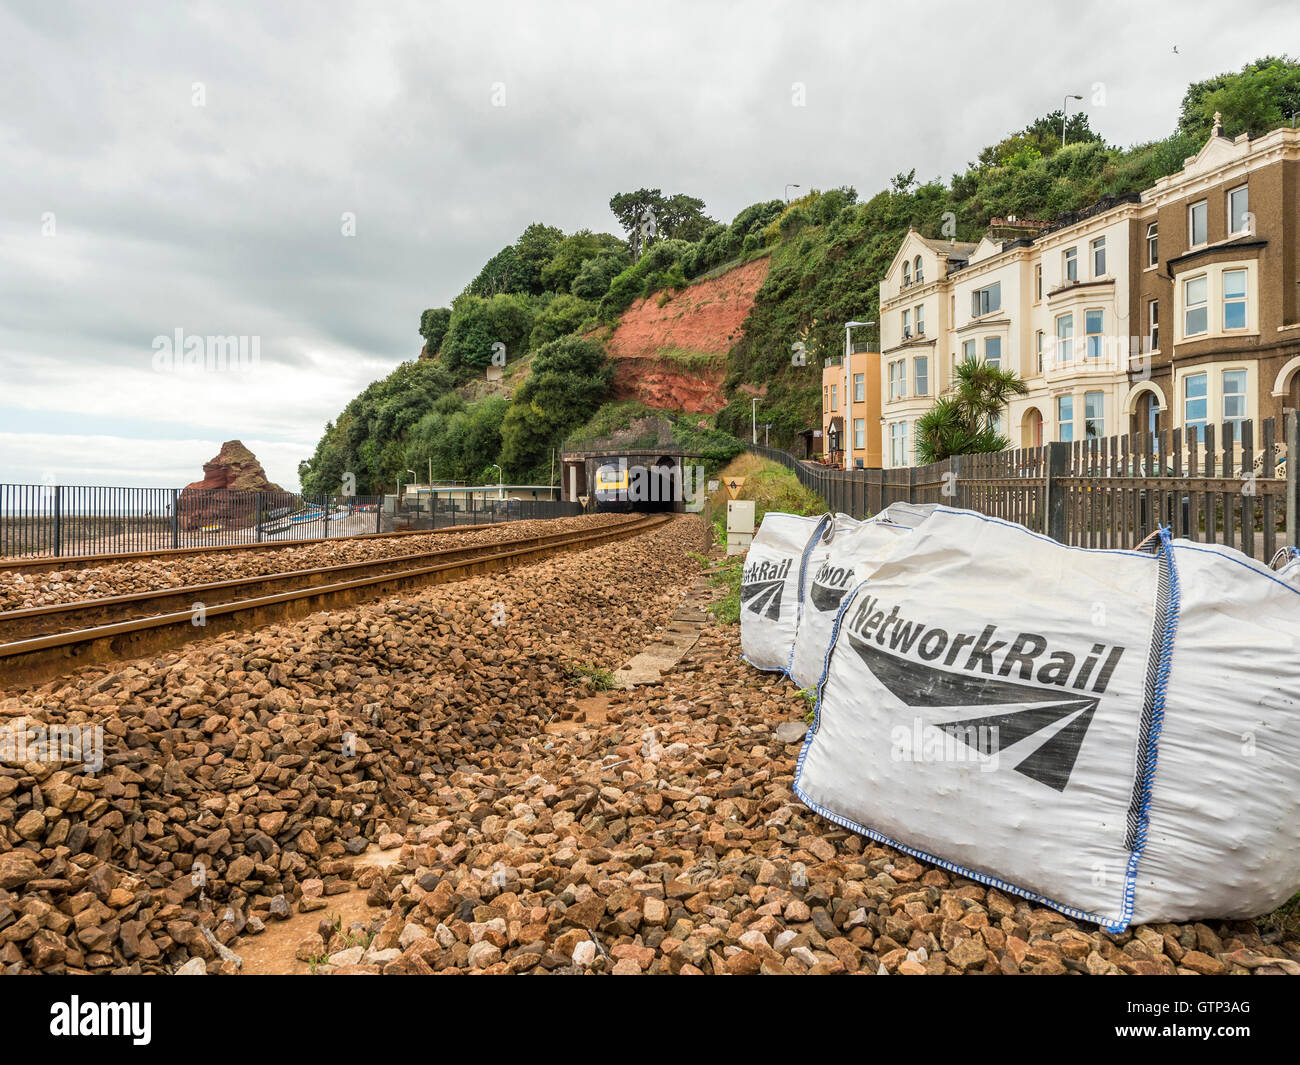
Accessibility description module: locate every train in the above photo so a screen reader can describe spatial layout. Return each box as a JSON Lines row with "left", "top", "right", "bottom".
{"left": 593, "top": 459, "right": 678, "bottom": 513}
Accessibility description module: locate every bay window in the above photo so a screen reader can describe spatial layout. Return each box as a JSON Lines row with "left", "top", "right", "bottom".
{"left": 1223, "top": 269, "right": 1247, "bottom": 330}
{"left": 1056, "top": 314, "right": 1074, "bottom": 366}
{"left": 1184, "top": 275, "right": 1208, "bottom": 337}
{"left": 1223, "top": 370, "right": 1247, "bottom": 440}
{"left": 1085, "top": 309, "right": 1104, "bottom": 359}
{"left": 1084, "top": 391, "right": 1104, "bottom": 440}
{"left": 1057, "top": 395, "right": 1074, "bottom": 442}
{"left": 1184, "top": 373, "right": 1208, "bottom": 442}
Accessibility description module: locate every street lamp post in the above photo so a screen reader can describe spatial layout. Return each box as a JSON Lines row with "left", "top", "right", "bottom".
{"left": 487, "top": 463, "right": 504, "bottom": 500}
{"left": 1062, "top": 94, "right": 1083, "bottom": 146}
{"left": 751, "top": 397, "right": 760, "bottom": 445}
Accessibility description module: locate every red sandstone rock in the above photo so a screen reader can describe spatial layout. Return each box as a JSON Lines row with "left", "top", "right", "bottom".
{"left": 604, "top": 258, "right": 770, "bottom": 414}
{"left": 177, "top": 440, "right": 284, "bottom": 529}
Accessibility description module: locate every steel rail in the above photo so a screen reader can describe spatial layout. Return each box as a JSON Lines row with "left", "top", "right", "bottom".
{"left": 0, "top": 514, "right": 672, "bottom": 690}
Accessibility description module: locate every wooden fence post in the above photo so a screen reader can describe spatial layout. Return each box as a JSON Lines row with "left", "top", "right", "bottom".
{"left": 1045, "top": 441, "right": 1068, "bottom": 543}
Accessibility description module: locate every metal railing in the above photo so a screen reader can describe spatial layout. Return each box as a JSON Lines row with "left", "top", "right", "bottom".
{"left": 0, "top": 485, "right": 388, "bottom": 559}
{"left": 752, "top": 413, "right": 1298, "bottom": 558}
{"left": 0, "top": 483, "right": 582, "bottom": 560}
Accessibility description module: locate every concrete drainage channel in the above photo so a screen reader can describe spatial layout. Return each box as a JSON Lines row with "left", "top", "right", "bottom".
{"left": 613, "top": 576, "right": 714, "bottom": 687}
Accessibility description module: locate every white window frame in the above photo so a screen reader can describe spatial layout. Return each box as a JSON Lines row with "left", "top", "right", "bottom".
{"left": 1146, "top": 221, "right": 1158, "bottom": 267}
{"left": 888, "top": 359, "right": 907, "bottom": 401}
{"left": 1189, "top": 199, "right": 1208, "bottom": 248}
{"left": 1083, "top": 390, "right": 1104, "bottom": 440}
{"left": 1184, "top": 372, "right": 1208, "bottom": 442}
{"left": 1055, "top": 313, "right": 1074, "bottom": 366}
{"left": 1063, "top": 247, "right": 1078, "bottom": 283}
{"left": 1034, "top": 263, "right": 1043, "bottom": 301}
{"left": 1222, "top": 268, "right": 1247, "bottom": 331}
{"left": 1057, "top": 394, "right": 1074, "bottom": 442}
{"left": 1090, "top": 237, "right": 1106, "bottom": 278}
{"left": 971, "top": 282, "right": 1001, "bottom": 317}
{"left": 889, "top": 421, "right": 908, "bottom": 467}
{"left": 914, "top": 303, "right": 925, "bottom": 335}
{"left": 1148, "top": 299, "right": 1159, "bottom": 352}
{"left": 914, "top": 355, "right": 929, "bottom": 396}
{"left": 830, "top": 383, "right": 838, "bottom": 411}
{"left": 1184, "top": 274, "right": 1208, "bottom": 338}
{"left": 854, "top": 417, "right": 866, "bottom": 450}
{"left": 961, "top": 338, "right": 976, "bottom": 362}
{"left": 1035, "top": 330, "right": 1044, "bottom": 374}
{"left": 902, "top": 261, "right": 911, "bottom": 287}
{"left": 913, "top": 255, "right": 924, "bottom": 284}
{"left": 1228, "top": 185, "right": 1250, "bottom": 236}
{"left": 1222, "top": 368, "right": 1248, "bottom": 440}
{"left": 853, "top": 372, "right": 865, "bottom": 403}
{"left": 984, "top": 335, "right": 1001, "bottom": 367}
{"left": 902, "top": 308, "right": 911, "bottom": 338}
{"left": 1084, "top": 309, "right": 1104, "bottom": 359}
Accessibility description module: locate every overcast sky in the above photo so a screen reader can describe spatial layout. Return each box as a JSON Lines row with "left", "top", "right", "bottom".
{"left": 2, "top": 0, "right": 1295, "bottom": 490}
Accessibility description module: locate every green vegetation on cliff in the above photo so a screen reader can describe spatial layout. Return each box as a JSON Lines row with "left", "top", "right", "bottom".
{"left": 300, "top": 57, "right": 1300, "bottom": 496}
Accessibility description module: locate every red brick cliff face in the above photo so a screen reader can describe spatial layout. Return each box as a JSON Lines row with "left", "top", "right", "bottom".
{"left": 604, "top": 257, "right": 770, "bottom": 414}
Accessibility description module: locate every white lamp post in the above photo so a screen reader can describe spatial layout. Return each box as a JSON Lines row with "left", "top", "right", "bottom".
{"left": 752, "top": 397, "right": 760, "bottom": 445}
{"left": 1062, "top": 94, "right": 1083, "bottom": 146}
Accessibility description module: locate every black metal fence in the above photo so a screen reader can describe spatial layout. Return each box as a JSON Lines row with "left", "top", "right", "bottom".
{"left": 394, "top": 495, "right": 581, "bottom": 530}
{"left": 0, "top": 485, "right": 389, "bottom": 559}
{"left": 753, "top": 413, "right": 1298, "bottom": 560}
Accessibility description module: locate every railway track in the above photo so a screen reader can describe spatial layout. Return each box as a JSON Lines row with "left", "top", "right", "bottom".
{"left": 0, "top": 513, "right": 673, "bottom": 689}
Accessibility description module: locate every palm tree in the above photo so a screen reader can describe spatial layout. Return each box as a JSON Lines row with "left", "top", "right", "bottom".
{"left": 916, "top": 356, "right": 1028, "bottom": 464}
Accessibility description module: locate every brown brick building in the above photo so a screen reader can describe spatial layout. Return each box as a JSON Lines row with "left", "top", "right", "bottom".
{"left": 1131, "top": 118, "right": 1300, "bottom": 443}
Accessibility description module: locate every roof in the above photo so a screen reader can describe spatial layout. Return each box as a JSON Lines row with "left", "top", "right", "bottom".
{"left": 914, "top": 233, "right": 979, "bottom": 259}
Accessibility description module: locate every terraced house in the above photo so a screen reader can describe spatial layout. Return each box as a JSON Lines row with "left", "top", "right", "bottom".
{"left": 1133, "top": 117, "right": 1300, "bottom": 446}
{"left": 873, "top": 119, "right": 1300, "bottom": 468}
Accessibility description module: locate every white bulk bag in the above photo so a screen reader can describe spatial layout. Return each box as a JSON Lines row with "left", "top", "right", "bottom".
{"left": 1271, "top": 547, "right": 1300, "bottom": 588}
{"left": 740, "top": 512, "right": 826, "bottom": 673}
{"left": 788, "top": 515, "right": 915, "bottom": 690}
{"left": 796, "top": 505, "right": 1300, "bottom": 929}
{"left": 878, "top": 500, "right": 938, "bottom": 529}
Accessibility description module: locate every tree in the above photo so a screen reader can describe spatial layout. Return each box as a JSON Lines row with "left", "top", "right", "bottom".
{"left": 512, "top": 223, "right": 565, "bottom": 295}
{"left": 499, "top": 336, "right": 612, "bottom": 480}
{"left": 1179, "top": 56, "right": 1300, "bottom": 140}
{"left": 915, "top": 357, "right": 1028, "bottom": 463}
{"left": 539, "top": 229, "right": 624, "bottom": 293}
{"left": 466, "top": 245, "right": 524, "bottom": 297}
{"left": 529, "top": 294, "right": 597, "bottom": 349}
{"left": 609, "top": 188, "right": 715, "bottom": 256}
{"left": 439, "top": 293, "right": 535, "bottom": 369}
{"left": 570, "top": 251, "right": 629, "bottom": 298}
{"left": 418, "top": 307, "right": 451, "bottom": 354}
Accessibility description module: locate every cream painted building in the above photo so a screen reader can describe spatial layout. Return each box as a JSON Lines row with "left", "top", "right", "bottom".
{"left": 878, "top": 233, "right": 977, "bottom": 465}
{"left": 874, "top": 124, "right": 1300, "bottom": 469}
{"left": 879, "top": 204, "right": 1143, "bottom": 465}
